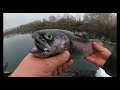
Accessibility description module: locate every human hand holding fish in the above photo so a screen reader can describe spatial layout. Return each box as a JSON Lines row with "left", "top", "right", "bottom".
{"left": 85, "top": 42, "right": 112, "bottom": 67}
{"left": 9, "top": 29, "right": 115, "bottom": 77}
{"left": 9, "top": 51, "right": 74, "bottom": 77}
{"left": 30, "top": 29, "right": 113, "bottom": 69}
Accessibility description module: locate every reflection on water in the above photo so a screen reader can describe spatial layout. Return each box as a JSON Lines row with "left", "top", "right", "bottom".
{"left": 3, "top": 31, "right": 117, "bottom": 77}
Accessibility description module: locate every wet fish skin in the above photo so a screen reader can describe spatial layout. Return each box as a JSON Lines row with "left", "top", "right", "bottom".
{"left": 30, "top": 29, "right": 106, "bottom": 58}
{"left": 30, "top": 29, "right": 70, "bottom": 58}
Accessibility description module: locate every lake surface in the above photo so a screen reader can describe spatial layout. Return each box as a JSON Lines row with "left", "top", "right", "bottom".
{"left": 3, "top": 32, "right": 116, "bottom": 77}
{"left": 4, "top": 33, "right": 34, "bottom": 71}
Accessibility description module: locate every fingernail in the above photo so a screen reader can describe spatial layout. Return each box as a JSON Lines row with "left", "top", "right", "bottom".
{"left": 63, "top": 51, "right": 70, "bottom": 59}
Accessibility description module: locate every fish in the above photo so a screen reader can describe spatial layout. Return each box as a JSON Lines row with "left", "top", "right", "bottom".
{"left": 30, "top": 29, "right": 106, "bottom": 58}
{"left": 30, "top": 29, "right": 116, "bottom": 77}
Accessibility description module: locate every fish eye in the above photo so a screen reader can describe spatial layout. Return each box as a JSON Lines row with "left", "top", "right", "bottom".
{"left": 44, "top": 33, "right": 53, "bottom": 41}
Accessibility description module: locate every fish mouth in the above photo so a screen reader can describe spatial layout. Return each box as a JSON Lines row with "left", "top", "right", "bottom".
{"left": 35, "top": 39, "right": 44, "bottom": 51}
{"left": 34, "top": 39, "right": 51, "bottom": 53}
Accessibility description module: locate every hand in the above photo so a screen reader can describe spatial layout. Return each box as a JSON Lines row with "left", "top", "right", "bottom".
{"left": 9, "top": 51, "right": 73, "bottom": 77}
{"left": 85, "top": 42, "right": 112, "bottom": 67}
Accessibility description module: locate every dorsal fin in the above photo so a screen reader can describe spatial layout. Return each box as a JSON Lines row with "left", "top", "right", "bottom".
{"left": 74, "top": 33, "right": 88, "bottom": 39}
{"left": 74, "top": 33, "right": 89, "bottom": 43}
{"left": 74, "top": 33, "right": 83, "bottom": 38}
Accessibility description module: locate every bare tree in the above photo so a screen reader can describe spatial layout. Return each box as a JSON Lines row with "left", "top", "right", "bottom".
{"left": 83, "top": 13, "right": 116, "bottom": 26}
{"left": 62, "top": 13, "right": 76, "bottom": 22}
{"left": 76, "top": 13, "right": 82, "bottom": 22}
{"left": 48, "top": 16, "right": 57, "bottom": 22}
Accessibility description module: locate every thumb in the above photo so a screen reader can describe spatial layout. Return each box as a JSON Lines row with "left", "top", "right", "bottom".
{"left": 45, "top": 51, "right": 70, "bottom": 70}
{"left": 93, "top": 42, "right": 105, "bottom": 52}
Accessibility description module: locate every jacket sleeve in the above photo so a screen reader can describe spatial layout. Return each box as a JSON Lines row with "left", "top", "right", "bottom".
{"left": 102, "top": 54, "right": 117, "bottom": 77}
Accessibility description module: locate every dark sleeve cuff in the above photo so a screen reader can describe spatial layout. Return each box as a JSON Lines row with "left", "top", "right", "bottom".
{"left": 102, "top": 54, "right": 117, "bottom": 77}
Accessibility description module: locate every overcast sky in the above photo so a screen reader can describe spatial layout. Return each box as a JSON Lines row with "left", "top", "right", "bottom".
{"left": 3, "top": 13, "right": 84, "bottom": 31}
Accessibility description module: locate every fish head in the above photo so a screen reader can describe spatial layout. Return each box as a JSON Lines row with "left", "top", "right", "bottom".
{"left": 30, "top": 30, "right": 70, "bottom": 58}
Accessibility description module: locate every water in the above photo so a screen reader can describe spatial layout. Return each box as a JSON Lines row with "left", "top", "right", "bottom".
{"left": 4, "top": 33, "right": 34, "bottom": 72}
{"left": 3, "top": 32, "right": 116, "bottom": 77}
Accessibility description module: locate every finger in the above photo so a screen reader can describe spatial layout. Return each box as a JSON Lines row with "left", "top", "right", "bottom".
{"left": 45, "top": 50, "right": 70, "bottom": 70}
{"left": 67, "top": 59, "right": 74, "bottom": 66}
{"left": 62, "top": 63, "right": 68, "bottom": 71}
{"left": 85, "top": 56, "right": 92, "bottom": 61}
{"left": 85, "top": 54, "right": 98, "bottom": 65}
{"left": 65, "top": 59, "right": 74, "bottom": 68}
{"left": 93, "top": 42, "right": 105, "bottom": 52}
{"left": 52, "top": 70, "right": 58, "bottom": 76}
{"left": 57, "top": 67, "right": 62, "bottom": 75}
{"left": 62, "top": 59, "right": 74, "bottom": 71}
